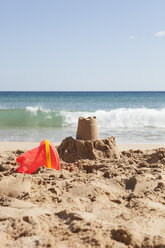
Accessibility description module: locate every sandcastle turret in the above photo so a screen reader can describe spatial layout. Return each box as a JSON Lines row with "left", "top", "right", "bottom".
{"left": 76, "top": 116, "right": 99, "bottom": 140}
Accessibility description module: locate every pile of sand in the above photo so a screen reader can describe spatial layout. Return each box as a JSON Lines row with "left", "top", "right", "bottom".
{"left": 58, "top": 136, "right": 120, "bottom": 163}
{"left": 0, "top": 142, "right": 165, "bottom": 247}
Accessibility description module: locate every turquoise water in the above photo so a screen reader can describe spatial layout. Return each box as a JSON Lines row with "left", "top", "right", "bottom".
{"left": 0, "top": 91, "right": 165, "bottom": 143}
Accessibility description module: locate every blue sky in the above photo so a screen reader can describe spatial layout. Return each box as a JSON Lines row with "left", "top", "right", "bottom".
{"left": 0, "top": 0, "right": 165, "bottom": 91}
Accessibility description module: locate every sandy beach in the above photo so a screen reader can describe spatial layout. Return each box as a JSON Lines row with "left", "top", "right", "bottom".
{"left": 0, "top": 141, "right": 165, "bottom": 152}
{"left": 0, "top": 137, "right": 165, "bottom": 247}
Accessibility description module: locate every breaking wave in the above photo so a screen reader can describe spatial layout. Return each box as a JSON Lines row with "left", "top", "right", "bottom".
{"left": 1, "top": 106, "right": 165, "bottom": 129}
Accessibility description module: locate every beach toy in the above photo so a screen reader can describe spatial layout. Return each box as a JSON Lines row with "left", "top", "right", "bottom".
{"left": 76, "top": 116, "right": 99, "bottom": 140}
{"left": 16, "top": 140, "right": 60, "bottom": 174}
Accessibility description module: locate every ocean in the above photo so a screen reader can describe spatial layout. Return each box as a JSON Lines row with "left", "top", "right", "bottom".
{"left": 0, "top": 91, "right": 165, "bottom": 143}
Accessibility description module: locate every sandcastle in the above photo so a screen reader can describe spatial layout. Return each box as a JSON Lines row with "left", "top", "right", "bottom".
{"left": 76, "top": 116, "right": 99, "bottom": 140}
{"left": 58, "top": 116, "right": 120, "bottom": 162}
{"left": 58, "top": 136, "right": 120, "bottom": 163}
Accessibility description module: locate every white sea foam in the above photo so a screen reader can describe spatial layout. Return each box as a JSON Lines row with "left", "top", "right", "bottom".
{"left": 26, "top": 106, "right": 50, "bottom": 115}
{"left": 60, "top": 108, "right": 165, "bottom": 129}
{"left": 60, "top": 110, "right": 92, "bottom": 127}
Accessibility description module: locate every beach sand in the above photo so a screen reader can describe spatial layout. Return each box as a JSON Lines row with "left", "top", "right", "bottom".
{"left": 0, "top": 141, "right": 165, "bottom": 152}
{"left": 0, "top": 137, "right": 165, "bottom": 247}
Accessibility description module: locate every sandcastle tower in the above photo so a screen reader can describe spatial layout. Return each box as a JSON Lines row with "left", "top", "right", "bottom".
{"left": 76, "top": 116, "right": 99, "bottom": 140}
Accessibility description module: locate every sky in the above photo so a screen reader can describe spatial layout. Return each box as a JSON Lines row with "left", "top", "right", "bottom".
{"left": 0, "top": 0, "right": 165, "bottom": 91}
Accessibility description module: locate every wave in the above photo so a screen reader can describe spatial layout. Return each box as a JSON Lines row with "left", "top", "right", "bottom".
{"left": 62, "top": 108, "right": 165, "bottom": 129}
{"left": 1, "top": 106, "right": 165, "bottom": 129}
{"left": 0, "top": 107, "right": 63, "bottom": 128}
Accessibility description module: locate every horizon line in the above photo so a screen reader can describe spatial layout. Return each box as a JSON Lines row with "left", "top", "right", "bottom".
{"left": 1, "top": 90, "right": 165, "bottom": 93}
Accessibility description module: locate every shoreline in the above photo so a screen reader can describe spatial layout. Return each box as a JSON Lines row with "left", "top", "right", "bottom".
{"left": 0, "top": 141, "right": 165, "bottom": 152}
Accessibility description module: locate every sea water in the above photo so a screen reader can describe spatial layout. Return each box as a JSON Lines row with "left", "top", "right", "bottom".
{"left": 0, "top": 91, "right": 165, "bottom": 143}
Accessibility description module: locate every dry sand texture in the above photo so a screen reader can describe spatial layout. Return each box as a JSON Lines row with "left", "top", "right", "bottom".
{"left": 0, "top": 137, "right": 165, "bottom": 247}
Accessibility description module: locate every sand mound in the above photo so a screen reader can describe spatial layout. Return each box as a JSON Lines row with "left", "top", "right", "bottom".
{"left": 147, "top": 148, "right": 165, "bottom": 164}
{"left": 125, "top": 175, "right": 156, "bottom": 193}
{"left": 0, "top": 174, "right": 31, "bottom": 197}
{"left": 58, "top": 136, "right": 120, "bottom": 163}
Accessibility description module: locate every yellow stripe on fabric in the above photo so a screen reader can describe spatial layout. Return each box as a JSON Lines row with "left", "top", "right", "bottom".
{"left": 45, "top": 140, "right": 51, "bottom": 168}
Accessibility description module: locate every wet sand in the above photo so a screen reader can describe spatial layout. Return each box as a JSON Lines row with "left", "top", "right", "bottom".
{"left": 0, "top": 137, "right": 165, "bottom": 247}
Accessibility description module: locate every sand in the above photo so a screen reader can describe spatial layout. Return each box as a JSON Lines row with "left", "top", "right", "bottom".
{"left": 0, "top": 137, "right": 165, "bottom": 247}
{"left": 0, "top": 141, "right": 165, "bottom": 152}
